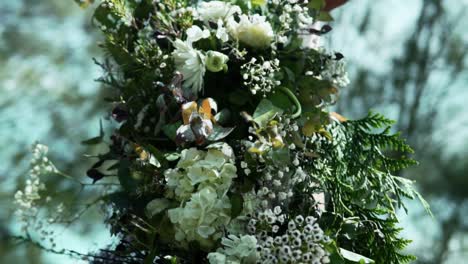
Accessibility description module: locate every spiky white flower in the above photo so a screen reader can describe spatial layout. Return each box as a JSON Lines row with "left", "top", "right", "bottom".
{"left": 172, "top": 39, "right": 206, "bottom": 93}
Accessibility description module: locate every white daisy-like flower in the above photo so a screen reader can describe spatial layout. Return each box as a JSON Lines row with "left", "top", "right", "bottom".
{"left": 228, "top": 14, "right": 274, "bottom": 49}
{"left": 172, "top": 39, "right": 206, "bottom": 93}
{"left": 197, "top": 1, "right": 241, "bottom": 22}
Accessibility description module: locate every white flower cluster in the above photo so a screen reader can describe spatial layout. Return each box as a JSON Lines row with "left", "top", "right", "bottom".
{"left": 248, "top": 208, "right": 331, "bottom": 264}
{"left": 243, "top": 117, "right": 308, "bottom": 208}
{"left": 165, "top": 144, "right": 238, "bottom": 247}
{"left": 320, "top": 58, "right": 350, "bottom": 88}
{"left": 196, "top": 1, "right": 274, "bottom": 49}
{"left": 173, "top": 1, "right": 277, "bottom": 93}
{"left": 307, "top": 56, "right": 350, "bottom": 89}
{"left": 14, "top": 143, "right": 56, "bottom": 231}
{"left": 241, "top": 58, "right": 281, "bottom": 95}
{"left": 208, "top": 235, "right": 259, "bottom": 264}
{"left": 270, "top": 0, "right": 314, "bottom": 44}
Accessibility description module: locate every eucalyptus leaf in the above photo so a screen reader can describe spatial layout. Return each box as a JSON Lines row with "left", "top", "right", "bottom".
{"left": 207, "top": 126, "right": 235, "bottom": 142}
{"left": 214, "top": 109, "right": 231, "bottom": 124}
{"left": 339, "top": 248, "right": 374, "bottom": 263}
{"left": 253, "top": 99, "right": 283, "bottom": 127}
{"left": 165, "top": 152, "right": 181, "bottom": 161}
{"left": 146, "top": 198, "right": 171, "bottom": 218}
{"left": 148, "top": 155, "right": 161, "bottom": 168}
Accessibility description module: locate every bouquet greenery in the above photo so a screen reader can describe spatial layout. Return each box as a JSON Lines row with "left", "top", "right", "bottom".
{"left": 14, "top": 0, "right": 430, "bottom": 263}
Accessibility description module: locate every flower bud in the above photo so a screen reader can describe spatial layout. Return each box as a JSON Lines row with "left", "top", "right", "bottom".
{"left": 205, "top": 51, "right": 229, "bottom": 73}
{"left": 251, "top": 0, "right": 266, "bottom": 7}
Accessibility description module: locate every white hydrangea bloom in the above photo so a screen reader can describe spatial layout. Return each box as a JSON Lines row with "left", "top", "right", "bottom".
{"left": 207, "top": 253, "right": 228, "bottom": 264}
{"left": 197, "top": 1, "right": 241, "bottom": 22}
{"left": 208, "top": 235, "right": 258, "bottom": 264}
{"left": 228, "top": 14, "right": 274, "bottom": 49}
{"left": 172, "top": 39, "right": 206, "bottom": 93}
{"left": 165, "top": 144, "right": 238, "bottom": 247}
{"left": 164, "top": 144, "right": 237, "bottom": 201}
{"left": 168, "top": 187, "right": 232, "bottom": 248}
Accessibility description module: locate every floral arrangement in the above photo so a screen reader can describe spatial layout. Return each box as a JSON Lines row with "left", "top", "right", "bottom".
{"left": 14, "top": 0, "right": 430, "bottom": 263}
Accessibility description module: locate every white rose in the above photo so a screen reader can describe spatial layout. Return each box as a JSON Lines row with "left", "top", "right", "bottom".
{"left": 197, "top": 1, "right": 241, "bottom": 21}
{"left": 228, "top": 14, "right": 274, "bottom": 49}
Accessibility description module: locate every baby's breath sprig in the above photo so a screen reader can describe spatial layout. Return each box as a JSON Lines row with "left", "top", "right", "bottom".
{"left": 241, "top": 57, "right": 281, "bottom": 96}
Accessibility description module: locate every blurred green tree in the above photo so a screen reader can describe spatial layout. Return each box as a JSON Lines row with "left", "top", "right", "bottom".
{"left": 0, "top": 0, "right": 110, "bottom": 263}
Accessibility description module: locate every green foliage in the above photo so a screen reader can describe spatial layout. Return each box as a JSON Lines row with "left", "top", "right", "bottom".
{"left": 297, "top": 112, "right": 427, "bottom": 263}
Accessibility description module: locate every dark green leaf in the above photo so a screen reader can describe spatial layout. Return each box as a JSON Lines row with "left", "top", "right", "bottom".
{"left": 229, "top": 193, "right": 244, "bottom": 219}
{"left": 117, "top": 159, "right": 136, "bottom": 192}
{"left": 308, "top": 0, "right": 326, "bottom": 10}
{"left": 228, "top": 89, "right": 250, "bottom": 106}
{"left": 163, "top": 122, "right": 182, "bottom": 141}
{"left": 318, "top": 11, "right": 334, "bottom": 22}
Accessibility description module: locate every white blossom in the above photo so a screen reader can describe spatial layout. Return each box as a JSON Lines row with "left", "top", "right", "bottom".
{"left": 228, "top": 14, "right": 274, "bottom": 49}
{"left": 172, "top": 39, "right": 206, "bottom": 93}
{"left": 197, "top": 1, "right": 241, "bottom": 22}
{"left": 14, "top": 143, "right": 56, "bottom": 231}
{"left": 215, "top": 19, "right": 229, "bottom": 42}
{"left": 186, "top": 25, "right": 210, "bottom": 44}
{"left": 208, "top": 235, "right": 258, "bottom": 264}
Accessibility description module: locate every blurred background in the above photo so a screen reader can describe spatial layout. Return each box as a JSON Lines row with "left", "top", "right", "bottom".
{"left": 0, "top": 0, "right": 466, "bottom": 263}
